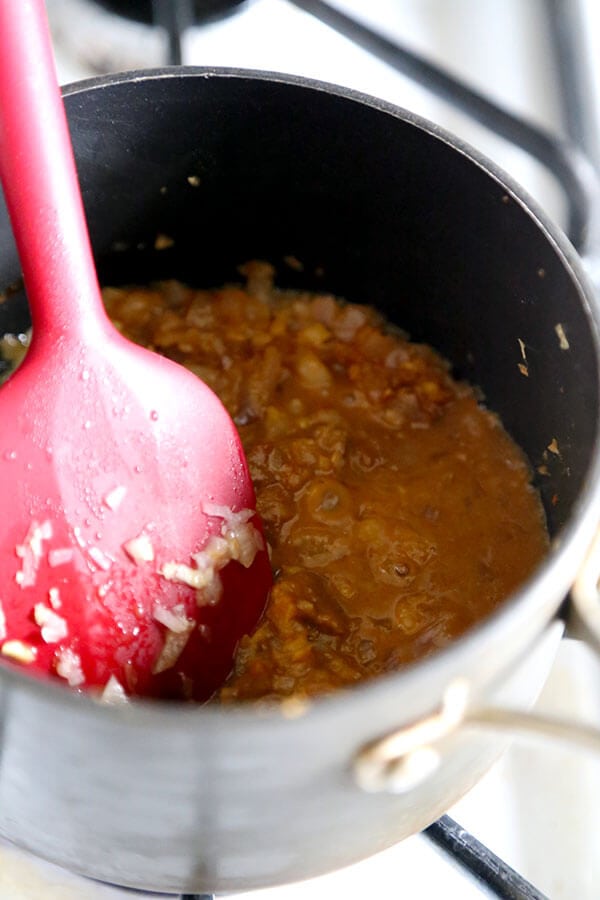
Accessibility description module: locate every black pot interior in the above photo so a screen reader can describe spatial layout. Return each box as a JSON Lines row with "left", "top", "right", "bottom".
{"left": 0, "top": 70, "right": 598, "bottom": 537}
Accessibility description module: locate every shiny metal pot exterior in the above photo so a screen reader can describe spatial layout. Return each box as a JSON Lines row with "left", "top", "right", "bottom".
{"left": 0, "top": 69, "right": 599, "bottom": 893}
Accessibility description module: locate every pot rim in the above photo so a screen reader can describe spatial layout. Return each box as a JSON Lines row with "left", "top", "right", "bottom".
{"left": 2, "top": 65, "right": 600, "bottom": 724}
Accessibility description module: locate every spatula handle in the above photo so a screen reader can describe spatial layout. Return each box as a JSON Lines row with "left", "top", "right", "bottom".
{"left": 0, "top": 0, "right": 108, "bottom": 344}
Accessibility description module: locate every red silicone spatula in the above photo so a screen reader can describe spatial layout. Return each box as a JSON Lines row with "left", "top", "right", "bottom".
{"left": 0, "top": 0, "right": 271, "bottom": 701}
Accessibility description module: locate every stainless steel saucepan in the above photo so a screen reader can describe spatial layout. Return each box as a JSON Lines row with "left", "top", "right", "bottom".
{"left": 0, "top": 69, "right": 599, "bottom": 894}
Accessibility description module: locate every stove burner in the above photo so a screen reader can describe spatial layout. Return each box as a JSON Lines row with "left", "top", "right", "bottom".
{"left": 47, "top": 0, "right": 250, "bottom": 72}
{"left": 94, "top": 0, "right": 247, "bottom": 25}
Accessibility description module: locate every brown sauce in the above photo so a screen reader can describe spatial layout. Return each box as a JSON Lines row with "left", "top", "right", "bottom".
{"left": 101, "top": 261, "right": 549, "bottom": 703}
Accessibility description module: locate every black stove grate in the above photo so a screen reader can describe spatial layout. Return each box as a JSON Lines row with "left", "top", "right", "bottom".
{"left": 424, "top": 816, "right": 549, "bottom": 900}
{"left": 286, "top": 0, "right": 599, "bottom": 259}
{"left": 84, "top": 0, "right": 600, "bottom": 255}
{"left": 162, "top": 814, "right": 549, "bottom": 899}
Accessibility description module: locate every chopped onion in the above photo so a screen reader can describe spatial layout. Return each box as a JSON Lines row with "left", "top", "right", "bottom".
{"left": 197, "top": 572, "right": 223, "bottom": 607}
{"left": 123, "top": 533, "right": 155, "bottom": 564}
{"left": 48, "top": 587, "right": 62, "bottom": 609}
{"left": 103, "top": 485, "right": 127, "bottom": 510}
{"left": 15, "top": 519, "right": 53, "bottom": 588}
{"left": 88, "top": 546, "right": 113, "bottom": 571}
{"left": 55, "top": 647, "right": 85, "bottom": 687}
{"left": 48, "top": 547, "right": 74, "bottom": 568}
{"left": 34, "top": 603, "right": 68, "bottom": 643}
{"left": 201, "top": 503, "right": 264, "bottom": 568}
{"left": 153, "top": 603, "right": 193, "bottom": 634}
{"left": 159, "top": 504, "right": 263, "bottom": 607}
{"left": 202, "top": 502, "right": 254, "bottom": 527}
{"left": 160, "top": 561, "right": 213, "bottom": 590}
{"left": 1, "top": 640, "right": 37, "bottom": 664}
{"left": 152, "top": 626, "right": 193, "bottom": 675}
{"left": 100, "top": 674, "right": 128, "bottom": 705}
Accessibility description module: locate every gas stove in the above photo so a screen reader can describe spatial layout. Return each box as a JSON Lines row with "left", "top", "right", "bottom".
{"left": 46, "top": 0, "right": 600, "bottom": 237}
{"left": 3, "top": 1, "right": 600, "bottom": 897}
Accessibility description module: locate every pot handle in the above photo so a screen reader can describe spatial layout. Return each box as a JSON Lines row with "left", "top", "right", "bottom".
{"left": 355, "top": 534, "right": 600, "bottom": 795}
{"left": 353, "top": 673, "right": 600, "bottom": 795}
{"left": 570, "top": 524, "right": 600, "bottom": 652}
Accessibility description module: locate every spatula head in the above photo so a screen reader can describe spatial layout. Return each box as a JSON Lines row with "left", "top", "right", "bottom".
{"left": 0, "top": 330, "right": 271, "bottom": 701}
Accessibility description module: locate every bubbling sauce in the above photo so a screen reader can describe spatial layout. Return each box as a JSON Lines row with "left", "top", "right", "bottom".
{"left": 99, "top": 261, "right": 549, "bottom": 703}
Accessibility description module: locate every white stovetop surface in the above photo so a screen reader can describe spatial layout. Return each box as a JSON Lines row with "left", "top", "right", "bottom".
{"left": 1, "top": 637, "right": 600, "bottom": 900}
{"left": 49, "top": 0, "right": 571, "bottom": 231}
